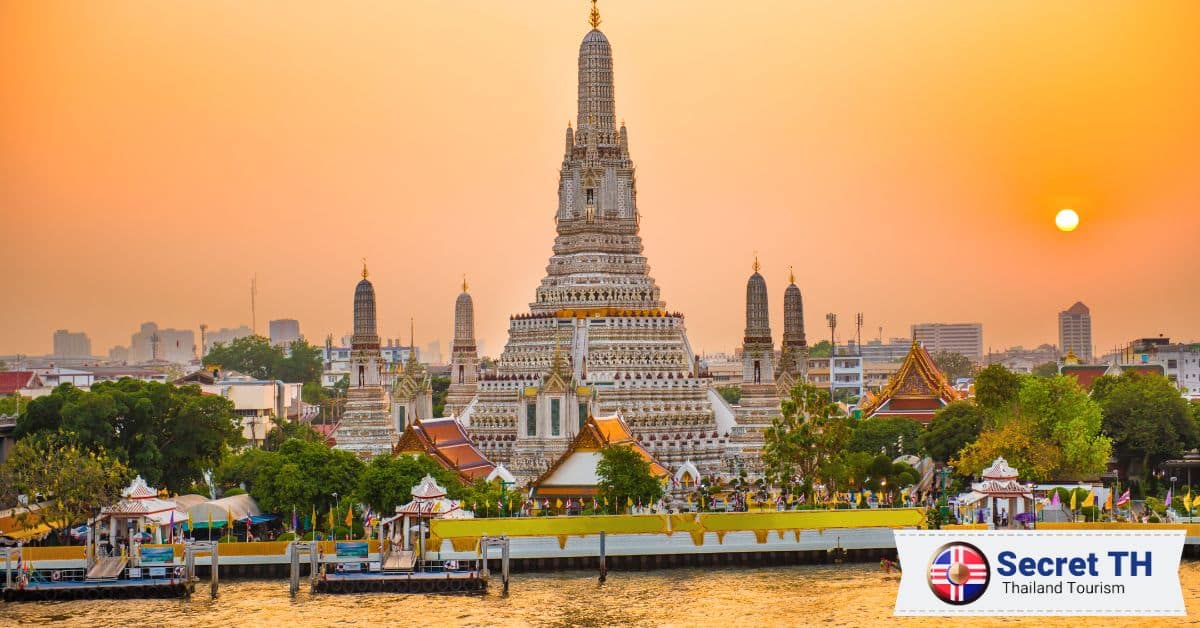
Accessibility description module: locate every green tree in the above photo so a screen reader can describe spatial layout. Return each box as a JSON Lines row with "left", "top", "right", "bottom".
{"left": 847, "top": 417, "right": 922, "bottom": 458}
{"left": 974, "top": 364, "right": 1021, "bottom": 416}
{"left": 808, "top": 340, "right": 832, "bottom": 358}
{"left": 354, "top": 454, "right": 462, "bottom": 515}
{"left": 15, "top": 380, "right": 244, "bottom": 493}
{"left": 932, "top": 351, "right": 973, "bottom": 382}
{"left": 716, "top": 385, "right": 742, "bottom": 405}
{"left": 953, "top": 415, "right": 1061, "bottom": 481}
{"left": 1093, "top": 372, "right": 1199, "bottom": 484}
{"left": 276, "top": 340, "right": 324, "bottom": 385}
{"left": 1032, "top": 361, "right": 1059, "bottom": 378}
{"left": 431, "top": 376, "right": 450, "bottom": 418}
{"left": 203, "top": 335, "right": 281, "bottom": 380}
{"left": 921, "top": 401, "right": 985, "bottom": 464}
{"left": 458, "top": 478, "right": 508, "bottom": 517}
{"left": 216, "top": 438, "right": 365, "bottom": 526}
{"left": 596, "top": 444, "right": 664, "bottom": 511}
{"left": 4, "top": 432, "right": 131, "bottom": 535}
{"left": 263, "top": 416, "right": 323, "bottom": 451}
{"left": 1019, "top": 375, "right": 1111, "bottom": 478}
{"left": 762, "top": 382, "right": 851, "bottom": 486}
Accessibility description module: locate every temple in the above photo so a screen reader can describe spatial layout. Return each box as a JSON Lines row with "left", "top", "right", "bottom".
{"left": 394, "top": 417, "right": 495, "bottom": 481}
{"left": 462, "top": 8, "right": 730, "bottom": 483}
{"left": 530, "top": 413, "right": 667, "bottom": 503}
{"left": 858, "top": 340, "right": 959, "bottom": 424}
{"left": 332, "top": 263, "right": 396, "bottom": 457}
{"left": 728, "top": 258, "right": 783, "bottom": 473}
{"left": 392, "top": 320, "right": 433, "bottom": 431}
{"left": 444, "top": 278, "right": 480, "bottom": 416}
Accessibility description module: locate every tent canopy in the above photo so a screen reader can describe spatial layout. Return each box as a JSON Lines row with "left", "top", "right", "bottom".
{"left": 187, "top": 493, "right": 263, "bottom": 523}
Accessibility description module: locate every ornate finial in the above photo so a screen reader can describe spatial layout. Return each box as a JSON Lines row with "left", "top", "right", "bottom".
{"left": 361, "top": 258, "right": 368, "bottom": 279}
{"left": 462, "top": 273, "right": 468, "bottom": 293}
{"left": 788, "top": 265, "right": 795, "bottom": 284}
{"left": 752, "top": 252, "right": 760, "bottom": 273}
{"left": 589, "top": 0, "right": 601, "bottom": 29}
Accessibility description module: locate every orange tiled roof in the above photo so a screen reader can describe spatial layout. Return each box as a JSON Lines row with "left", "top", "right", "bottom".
{"left": 531, "top": 414, "right": 668, "bottom": 494}
{"left": 859, "top": 341, "right": 958, "bottom": 419}
{"left": 394, "top": 417, "right": 495, "bottom": 481}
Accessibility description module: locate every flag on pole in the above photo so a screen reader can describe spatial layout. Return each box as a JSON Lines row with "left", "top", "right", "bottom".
{"left": 207, "top": 509, "right": 213, "bottom": 531}
{"left": 311, "top": 505, "right": 317, "bottom": 532}
{"left": 1115, "top": 490, "right": 1131, "bottom": 507}
{"left": 226, "top": 507, "right": 233, "bottom": 531}
{"left": 555, "top": 498, "right": 563, "bottom": 509}
{"left": 168, "top": 510, "right": 175, "bottom": 544}
{"left": 292, "top": 507, "right": 298, "bottom": 532}
{"left": 1082, "top": 491, "right": 1095, "bottom": 508}
{"left": 188, "top": 510, "right": 193, "bottom": 534}
{"left": 1103, "top": 490, "right": 1112, "bottom": 511}
{"left": 328, "top": 507, "right": 335, "bottom": 530}
{"left": 1070, "top": 490, "right": 1078, "bottom": 510}
{"left": 345, "top": 505, "right": 353, "bottom": 527}
{"left": 1050, "top": 491, "right": 1060, "bottom": 507}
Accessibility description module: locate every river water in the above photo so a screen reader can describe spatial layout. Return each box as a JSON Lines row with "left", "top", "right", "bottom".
{"left": 3, "top": 562, "right": 1198, "bottom": 626}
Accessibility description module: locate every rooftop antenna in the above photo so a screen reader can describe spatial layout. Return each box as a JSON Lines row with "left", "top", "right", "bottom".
{"left": 200, "top": 323, "right": 208, "bottom": 357}
{"left": 855, "top": 313, "right": 863, "bottom": 353}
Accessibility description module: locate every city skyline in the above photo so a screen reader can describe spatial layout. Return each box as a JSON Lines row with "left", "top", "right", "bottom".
{"left": 3, "top": 1, "right": 1199, "bottom": 359}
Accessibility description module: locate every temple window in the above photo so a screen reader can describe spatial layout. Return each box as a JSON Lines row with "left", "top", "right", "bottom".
{"left": 586, "top": 188, "right": 595, "bottom": 205}
{"left": 458, "top": 364, "right": 465, "bottom": 384}
{"left": 551, "top": 399, "right": 561, "bottom": 436}
{"left": 579, "top": 403, "right": 588, "bottom": 429}
{"left": 526, "top": 404, "right": 537, "bottom": 436}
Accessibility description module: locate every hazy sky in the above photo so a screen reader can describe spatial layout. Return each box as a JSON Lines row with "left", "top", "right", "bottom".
{"left": 3, "top": 1, "right": 1198, "bottom": 359}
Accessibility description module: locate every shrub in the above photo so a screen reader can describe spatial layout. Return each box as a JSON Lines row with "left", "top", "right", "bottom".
{"left": 218, "top": 535, "right": 238, "bottom": 543}
{"left": 223, "top": 487, "right": 246, "bottom": 497}
{"left": 276, "top": 532, "right": 297, "bottom": 541}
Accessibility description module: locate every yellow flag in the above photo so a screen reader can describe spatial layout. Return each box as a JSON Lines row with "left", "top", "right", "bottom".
{"left": 786, "top": 493, "right": 794, "bottom": 505}
{"left": 226, "top": 507, "right": 233, "bottom": 531}
{"left": 555, "top": 498, "right": 563, "bottom": 509}
{"left": 857, "top": 492, "right": 863, "bottom": 506}
{"left": 603, "top": 496, "right": 609, "bottom": 506}
{"left": 207, "top": 509, "right": 213, "bottom": 530}
{"left": 1082, "top": 491, "right": 1095, "bottom": 508}
{"left": 1103, "top": 491, "right": 1112, "bottom": 511}
{"left": 345, "top": 505, "right": 353, "bottom": 527}
{"left": 626, "top": 497, "right": 633, "bottom": 508}
{"left": 1070, "top": 490, "right": 1077, "bottom": 510}
{"left": 188, "top": 510, "right": 193, "bottom": 532}
{"left": 328, "top": 507, "right": 335, "bottom": 530}
{"left": 1185, "top": 490, "right": 1193, "bottom": 511}
{"left": 686, "top": 494, "right": 692, "bottom": 505}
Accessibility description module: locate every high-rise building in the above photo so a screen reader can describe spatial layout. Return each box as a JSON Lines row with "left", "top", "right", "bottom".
{"left": 911, "top": 322, "right": 983, "bottom": 363}
{"left": 52, "top": 329, "right": 92, "bottom": 358}
{"left": 129, "top": 322, "right": 195, "bottom": 364}
{"left": 268, "top": 319, "right": 301, "bottom": 347}
{"left": 1058, "top": 302, "right": 1093, "bottom": 362}
{"left": 206, "top": 325, "right": 253, "bottom": 351}
{"left": 463, "top": 10, "right": 728, "bottom": 482}
{"left": 331, "top": 263, "right": 395, "bottom": 458}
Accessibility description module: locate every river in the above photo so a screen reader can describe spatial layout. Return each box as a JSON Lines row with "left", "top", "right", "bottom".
{"left": 2, "top": 561, "right": 1198, "bottom": 626}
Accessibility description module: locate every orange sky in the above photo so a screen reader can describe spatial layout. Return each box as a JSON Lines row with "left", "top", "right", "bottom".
{"left": 2, "top": 1, "right": 1199, "bottom": 359}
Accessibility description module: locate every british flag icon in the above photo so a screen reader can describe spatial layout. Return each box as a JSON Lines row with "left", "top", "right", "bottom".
{"left": 927, "top": 542, "right": 990, "bottom": 605}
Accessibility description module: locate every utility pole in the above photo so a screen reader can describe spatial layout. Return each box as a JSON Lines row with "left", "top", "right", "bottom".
{"left": 826, "top": 313, "right": 837, "bottom": 402}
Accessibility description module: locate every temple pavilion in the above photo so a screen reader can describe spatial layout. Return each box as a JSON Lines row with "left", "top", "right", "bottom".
{"left": 858, "top": 340, "right": 959, "bottom": 424}
{"left": 530, "top": 413, "right": 667, "bottom": 503}
{"left": 962, "top": 457, "right": 1034, "bottom": 527}
{"left": 394, "top": 416, "right": 495, "bottom": 481}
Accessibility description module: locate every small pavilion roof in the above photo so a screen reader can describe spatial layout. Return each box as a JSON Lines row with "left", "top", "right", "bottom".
{"left": 394, "top": 417, "right": 495, "bottom": 480}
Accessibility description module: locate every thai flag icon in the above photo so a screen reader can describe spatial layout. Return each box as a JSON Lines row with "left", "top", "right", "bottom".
{"left": 927, "top": 542, "right": 990, "bottom": 605}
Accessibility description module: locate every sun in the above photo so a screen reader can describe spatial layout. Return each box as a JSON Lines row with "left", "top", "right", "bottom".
{"left": 1055, "top": 208, "right": 1079, "bottom": 232}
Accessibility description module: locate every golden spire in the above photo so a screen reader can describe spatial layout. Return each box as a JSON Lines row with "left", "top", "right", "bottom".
{"left": 752, "top": 252, "right": 760, "bottom": 273}
{"left": 788, "top": 265, "right": 795, "bottom": 284}
{"left": 589, "top": 0, "right": 601, "bottom": 29}
{"left": 361, "top": 258, "right": 368, "bottom": 279}
{"left": 462, "top": 273, "right": 468, "bottom": 293}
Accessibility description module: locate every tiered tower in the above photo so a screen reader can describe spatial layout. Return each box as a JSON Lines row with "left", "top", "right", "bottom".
{"left": 730, "top": 259, "right": 782, "bottom": 475}
{"left": 445, "top": 277, "right": 480, "bottom": 416}
{"left": 392, "top": 319, "right": 433, "bottom": 430}
{"left": 464, "top": 6, "right": 728, "bottom": 483}
{"left": 777, "top": 267, "right": 808, "bottom": 385}
{"left": 333, "top": 263, "right": 395, "bottom": 458}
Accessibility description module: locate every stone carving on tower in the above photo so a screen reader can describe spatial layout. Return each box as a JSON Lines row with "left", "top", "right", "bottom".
{"left": 729, "top": 258, "right": 782, "bottom": 476}
{"left": 392, "top": 319, "right": 433, "bottom": 431}
{"left": 332, "top": 262, "right": 396, "bottom": 458}
{"left": 776, "top": 266, "right": 808, "bottom": 392}
{"left": 464, "top": 5, "right": 729, "bottom": 483}
{"left": 445, "top": 276, "right": 480, "bottom": 416}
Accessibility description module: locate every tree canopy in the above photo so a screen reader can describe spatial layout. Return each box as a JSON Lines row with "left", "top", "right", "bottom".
{"left": 846, "top": 417, "right": 922, "bottom": 458}
{"left": 762, "top": 382, "right": 851, "bottom": 487}
{"left": 596, "top": 444, "right": 664, "bottom": 511}
{"left": 921, "top": 400, "right": 985, "bottom": 464}
{"left": 355, "top": 454, "right": 463, "bottom": 515}
{"left": 974, "top": 364, "right": 1021, "bottom": 415}
{"left": 216, "top": 438, "right": 364, "bottom": 522}
{"left": 203, "top": 335, "right": 323, "bottom": 385}
{"left": 15, "top": 380, "right": 244, "bottom": 493}
{"left": 932, "top": 351, "right": 973, "bottom": 382}
{"left": 1092, "top": 372, "right": 1199, "bottom": 483}
{"left": 953, "top": 374, "right": 1110, "bottom": 481}
{"left": 3, "top": 432, "right": 131, "bottom": 533}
